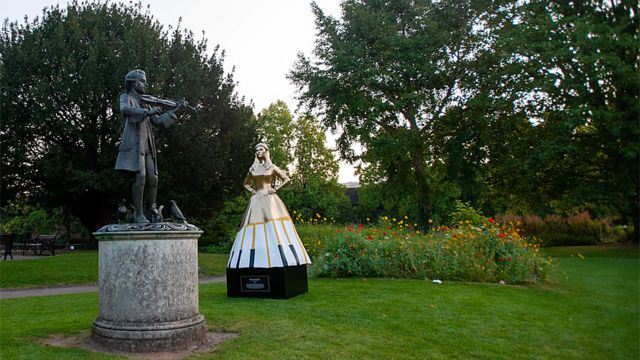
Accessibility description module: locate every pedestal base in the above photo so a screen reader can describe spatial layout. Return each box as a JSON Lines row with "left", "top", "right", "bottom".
{"left": 92, "top": 314, "right": 206, "bottom": 352}
{"left": 226, "top": 265, "right": 308, "bottom": 299}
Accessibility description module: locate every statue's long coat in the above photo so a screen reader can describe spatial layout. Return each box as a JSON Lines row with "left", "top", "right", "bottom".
{"left": 115, "top": 92, "right": 175, "bottom": 174}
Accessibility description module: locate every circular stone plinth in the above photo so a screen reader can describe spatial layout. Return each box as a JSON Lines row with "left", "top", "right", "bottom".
{"left": 92, "top": 314, "right": 206, "bottom": 352}
{"left": 92, "top": 223, "right": 205, "bottom": 352}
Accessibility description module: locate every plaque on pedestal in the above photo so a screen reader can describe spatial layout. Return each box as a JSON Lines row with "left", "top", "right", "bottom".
{"left": 226, "top": 264, "right": 308, "bottom": 299}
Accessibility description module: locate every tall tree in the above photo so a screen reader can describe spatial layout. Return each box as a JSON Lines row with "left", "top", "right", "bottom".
{"left": 292, "top": 115, "right": 340, "bottom": 187}
{"left": 256, "top": 100, "right": 294, "bottom": 170}
{"left": 280, "top": 115, "right": 350, "bottom": 222}
{"left": 290, "top": 0, "right": 493, "bottom": 221}
{"left": 486, "top": 0, "right": 639, "bottom": 240}
{"left": 0, "top": 1, "right": 256, "bottom": 231}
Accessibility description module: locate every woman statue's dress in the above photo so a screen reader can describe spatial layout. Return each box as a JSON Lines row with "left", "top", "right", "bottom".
{"left": 227, "top": 165, "right": 311, "bottom": 269}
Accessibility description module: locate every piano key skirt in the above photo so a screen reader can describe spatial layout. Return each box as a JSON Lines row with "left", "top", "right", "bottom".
{"left": 227, "top": 191, "right": 311, "bottom": 269}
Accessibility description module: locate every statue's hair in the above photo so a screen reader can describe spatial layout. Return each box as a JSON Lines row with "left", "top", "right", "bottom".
{"left": 124, "top": 69, "right": 146, "bottom": 91}
{"left": 251, "top": 143, "right": 273, "bottom": 171}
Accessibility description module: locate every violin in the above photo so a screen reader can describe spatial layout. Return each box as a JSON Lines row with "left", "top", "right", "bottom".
{"left": 139, "top": 94, "right": 198, "bottom": 115}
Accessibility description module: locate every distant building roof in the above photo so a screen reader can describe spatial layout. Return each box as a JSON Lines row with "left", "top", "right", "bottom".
{"left": 342, "top": 181, "right": 360, "bottom": 189}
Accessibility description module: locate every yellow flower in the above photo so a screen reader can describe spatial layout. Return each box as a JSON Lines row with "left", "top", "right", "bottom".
{"left": 428, "top": 219, "right": 433, "bottom": 223}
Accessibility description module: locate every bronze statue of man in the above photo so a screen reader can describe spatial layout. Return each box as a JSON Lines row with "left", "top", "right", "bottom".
{"left": 115, "top": 69, "right": 185, "bottom": 223}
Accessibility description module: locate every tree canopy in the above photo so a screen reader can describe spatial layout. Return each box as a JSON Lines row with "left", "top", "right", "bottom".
{"left": 290, "top": 0, "right": 638, "bottom": 240}
{"left": 290, "top": 0, "right": 496, "bottom": 221}
{"left": 487, "top": 0, "right": 639, "bottom": 234}
{"left": 0, "top": 1, "right": 256, "bottom": 231}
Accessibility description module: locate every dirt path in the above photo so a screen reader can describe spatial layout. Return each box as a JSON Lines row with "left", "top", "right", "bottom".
{"left": 0, "top": 276, "right": 226, "bottom": 299}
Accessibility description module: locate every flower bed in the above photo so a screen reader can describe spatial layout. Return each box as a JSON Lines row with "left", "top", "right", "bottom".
{"left": 298, "top": 212, "right": 550, "bottom": 284}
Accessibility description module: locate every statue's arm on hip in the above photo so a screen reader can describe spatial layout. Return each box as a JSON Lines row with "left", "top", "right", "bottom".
{"left": 272, "top": 166, "right": 290, "bottom": 193}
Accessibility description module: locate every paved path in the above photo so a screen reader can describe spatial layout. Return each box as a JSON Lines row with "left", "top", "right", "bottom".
{"left": 0, "top": 276, "right": 226, "bottom": 299}
{"left": 2, "top": 254, "right": 41, "bottom": 261}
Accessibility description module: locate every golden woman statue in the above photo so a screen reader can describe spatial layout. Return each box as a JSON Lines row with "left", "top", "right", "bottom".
{"left": 227, "top": 143, "right": 311, "bottom": 270}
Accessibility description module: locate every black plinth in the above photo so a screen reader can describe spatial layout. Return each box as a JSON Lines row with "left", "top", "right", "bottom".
{"left": 226, "top": 265, "right": 308, "bottom": 299}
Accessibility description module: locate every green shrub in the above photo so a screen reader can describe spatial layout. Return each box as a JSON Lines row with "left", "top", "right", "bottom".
{"left": 294, "top": 224, "right": 336, "bottom": 259}
{"left": 496, "top": 212, "right": 629, "bottom": 246}
{"left": 2, "top": 206, "right": 63, "bottom": 235}
{"left": 315, "top": 233, "right": 379, "bottom": 277}
{"left": 197, "top": 195, "right": 248, "bottom": 248}
{"left": 279, "top": 180, "right": 353, "bottom": 223}
{"left": 450, "top": 201, "right": 487, "bottom": 227}
{"left": 599, "top": 224, "right": 633, "bottom": 244}
{"left": 199, "top": 242, "right": 233, "bottom": 254}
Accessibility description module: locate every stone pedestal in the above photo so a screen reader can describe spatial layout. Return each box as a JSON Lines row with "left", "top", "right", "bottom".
{"left": 92, "top": 223, "right": 205, "bottom": 352}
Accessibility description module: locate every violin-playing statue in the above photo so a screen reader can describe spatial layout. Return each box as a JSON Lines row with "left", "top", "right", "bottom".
{"left": 115, "top": 69, "right": 189, "bottom": 223}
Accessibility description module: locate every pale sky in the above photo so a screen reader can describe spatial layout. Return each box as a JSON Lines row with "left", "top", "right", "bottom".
{"left": 1, "top": 0, "right": 359, "bottom": 183}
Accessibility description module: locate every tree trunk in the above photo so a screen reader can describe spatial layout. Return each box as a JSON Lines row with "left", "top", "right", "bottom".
{"left": 631, "top": 196, "right": 639, "bottom": 244}
{"left": 406, "top": 111, "right": 431, "bottom": 229}
{"left": 413, "top": 139, "right": 431, "bottom": 228}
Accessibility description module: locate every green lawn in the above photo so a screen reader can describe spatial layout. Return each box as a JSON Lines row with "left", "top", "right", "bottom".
{"left": 0, "top": 251, "right": 228, "bottom": 289}
{"left": 0, "top": 245, "right": 638, "bottom": 359}
{"left": 543, "top": 244, "right": 640, "bottom": 258}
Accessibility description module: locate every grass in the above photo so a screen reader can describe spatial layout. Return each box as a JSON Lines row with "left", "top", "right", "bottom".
{"left": 0, "top": 251, "right": 228, "bottom": 289}
{"left": 543, "top": 244, "right": 640, "bottom": 258}
{"left": 198, "top": 253, "right": 229, "bottom": 278}
{"left": 0, "top": 245, "right": 638, "bottom": 359}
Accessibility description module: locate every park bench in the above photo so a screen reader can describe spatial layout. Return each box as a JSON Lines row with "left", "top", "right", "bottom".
{"left": 1, "top": 233, "right": 15, "bottom": 260}
{"left": 22, "top": 233, "right": 57, "bottom": 256}
{"left": 22, "top": 234, "right": 41, "bottom": 255}
{"left": 38, "top": 234, "right": 57, "bottom": 256}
